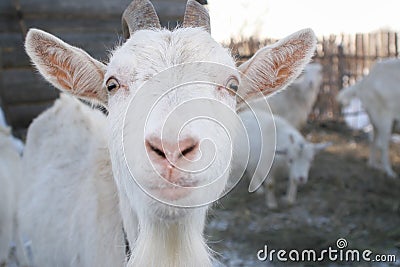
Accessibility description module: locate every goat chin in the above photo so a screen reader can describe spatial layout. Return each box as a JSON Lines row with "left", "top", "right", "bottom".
{"left": 129, "top": 206, "right": 211, "bottom": 267}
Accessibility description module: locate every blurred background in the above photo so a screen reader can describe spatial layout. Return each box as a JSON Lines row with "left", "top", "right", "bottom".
{"left": 1, "top": 0, "right": 400, "bottom": 266}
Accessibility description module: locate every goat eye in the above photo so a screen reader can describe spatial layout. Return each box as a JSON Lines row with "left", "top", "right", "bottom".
{"left": 106, "top": 77, "right": 120, "bottom": 92}
{"left": 225, "top": 76, "right": 239, "bottom": 92}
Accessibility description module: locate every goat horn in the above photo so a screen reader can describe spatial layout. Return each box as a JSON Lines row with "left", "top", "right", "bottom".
{"left": 122, "top": 0, "right": 161, "bottom": 39}
{"left": 182, "top": 0, "right": 211, "bottom": 34}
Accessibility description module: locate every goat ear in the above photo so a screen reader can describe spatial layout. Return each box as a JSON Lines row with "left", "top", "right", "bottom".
{"left": 237, "top": 28, "right": 316, "bottom": 105}
{"left": 25, "top": 29, "right": 107, "bottom": 105}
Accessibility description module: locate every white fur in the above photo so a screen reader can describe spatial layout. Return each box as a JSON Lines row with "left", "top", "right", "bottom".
{"left": 337, "top": 58, "right": 400, "bottom": 178}
{"left": 0, "top": 107, "right": 24, "bottom": 154}
{"left": 105, "top": 29, "right": 238, "bottom": 267}
{"left": 19, "top": 95, "right": 124, "bottom": 267}
{"left": 234, "top": 110, "right": 330, "bottom": 209}
{"left": 249, "top": 63, "right": 323, "bottom": 129}
{"left": 0, "top": 126, "right": 16, "bottom": 265}
{"left": 22, "top": 10, "right": 316, "bottom": 266}
{"left": 0, "top": 125, "right": 26, "bottom": 265}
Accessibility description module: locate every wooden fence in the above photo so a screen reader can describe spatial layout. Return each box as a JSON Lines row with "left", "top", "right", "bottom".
{"left": 227, "top": 30, "right": 400, "bottom": 122}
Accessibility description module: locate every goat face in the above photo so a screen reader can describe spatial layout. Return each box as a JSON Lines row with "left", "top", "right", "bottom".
{"left": 287, "top": 141, "right": 315, "bottom": 185}
{"left": 286, "top": 139, "right": 331, "bottom": 185}
{"left": 106, "top": 29, "right": 240, "bottom": 213}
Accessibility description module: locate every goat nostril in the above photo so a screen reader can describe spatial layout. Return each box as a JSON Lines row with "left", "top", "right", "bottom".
{"left": 179, "top": 140, "right": 199, "bottom": 159}
{"left": 146, "top": 141, "right": 166, "bottom": 159}
{"left": 146, "top": 138, "right": 199, "bottom": 161}
{"left": 180, "top": 145, "right": 196, "bottom": 157}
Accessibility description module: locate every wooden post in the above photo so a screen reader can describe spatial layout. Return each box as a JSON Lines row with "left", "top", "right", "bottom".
{"left": 336, "top": 43, "right": 345, "bottom": 121}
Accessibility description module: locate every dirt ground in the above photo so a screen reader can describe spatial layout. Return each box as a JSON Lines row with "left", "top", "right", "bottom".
{"left": 206, "top": 121, "right": 400, "bottom": 266}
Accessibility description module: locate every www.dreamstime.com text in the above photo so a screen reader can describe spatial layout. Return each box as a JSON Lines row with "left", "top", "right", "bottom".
{"left": 257, "top": 238, "right": 396, "bottom": 263}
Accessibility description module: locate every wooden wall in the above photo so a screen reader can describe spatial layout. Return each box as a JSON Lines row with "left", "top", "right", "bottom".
{"left": 313, "top": 32, "right": 399, "bottom": 121}
{"left": 0, "top": 0, "right": 206, "bottom": 135}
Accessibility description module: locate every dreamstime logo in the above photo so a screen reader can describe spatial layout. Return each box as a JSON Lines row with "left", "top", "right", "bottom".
{"left": 336, "top": 238, "right": 348, "bottom": 249}
{"left": 122, "top": 62, "right": 276, "bottom": 207}
{"left": 257, "top": 238, "right": 396, "bottom": 263}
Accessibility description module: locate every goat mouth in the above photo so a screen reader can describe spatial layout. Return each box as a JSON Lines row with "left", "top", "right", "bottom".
{"left": 148, "top": 181, "right": 198, "bottom": 201}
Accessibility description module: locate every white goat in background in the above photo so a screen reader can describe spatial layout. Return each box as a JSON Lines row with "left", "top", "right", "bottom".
{"left": 0, "top": 125, "right": 27, "bottom": 266}
{"left": 248, "top": 63, "right": 323, "bottom": 129}
{"left": 19, "top": 94, "right": 122, "bottom": 267}
{"left": 235, "top": 110, "right": 330, "bottom": 209}
{"left": 0, "top": 126, "right": 16, "bottom": 266}
{"left": 337, "top": 58, "right": 400, "bottom": 178}
{"left": 21, "top": 0, "right": 316, "bottom": 266}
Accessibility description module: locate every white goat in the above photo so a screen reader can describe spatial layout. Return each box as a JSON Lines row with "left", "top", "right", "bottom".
{"left": 19, "top": 94, "right": 123, "bottom": 267}
{"left": 248, "top": 63, "right": 323, "bottom": 129}
{"left": 337, "top": 58, "right": 400, "bottom": 178}
{"left": 21, "top": 0, "right": 316, "bottom": 266}
{"left": 234, "top": 110, "right": 330, "bottom": 209}
{"left": 0, "top": 126, "right": 15, "bottom": 266}
{"left": 0, "top": 125, "right": 26, "bottom": 266}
